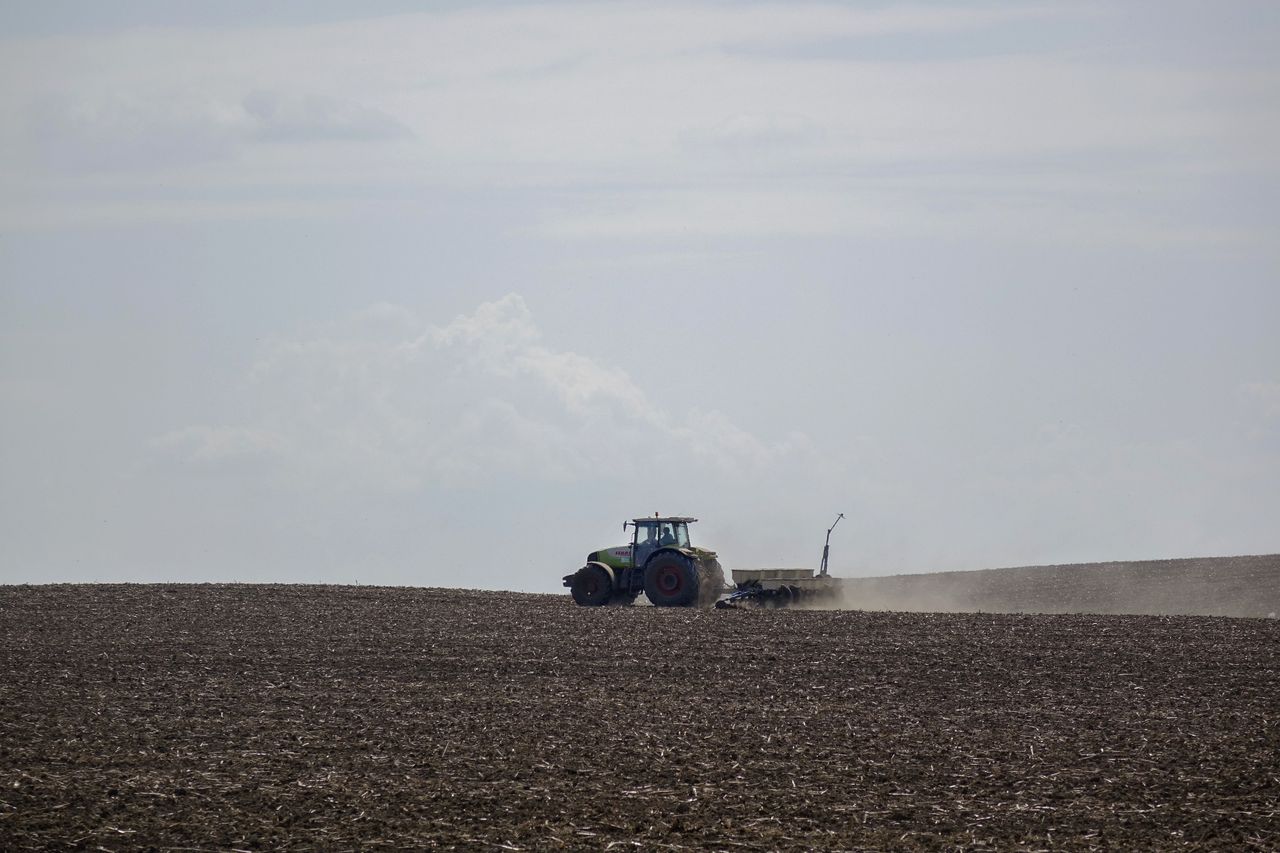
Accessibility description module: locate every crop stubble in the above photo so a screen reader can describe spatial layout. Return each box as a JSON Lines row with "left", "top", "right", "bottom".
{"left": 1, "top": 584, "right": 1277, "bottom": 850}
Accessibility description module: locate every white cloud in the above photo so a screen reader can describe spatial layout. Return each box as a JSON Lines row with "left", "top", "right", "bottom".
{"left": 241, "top": 91, "right": 411, "bottom": 144}
{"left": 1241, "top": 380, "right": 1280, "bottom": 420}
{"left": 25, "top": 89, "right": 409, "bottom": 173}
{"left": 28, "top": 91, "right": 244, "bottom": 172}
{"left": 164, "top": 294, "right": 814, "bottom": 491}
{"left": 156, "top": 425, "right": 289, "bottom": 461}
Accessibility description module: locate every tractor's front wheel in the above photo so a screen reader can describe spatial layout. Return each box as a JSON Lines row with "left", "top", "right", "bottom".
{"left": 570, "top": 564, "right": 612, "bottom": 606}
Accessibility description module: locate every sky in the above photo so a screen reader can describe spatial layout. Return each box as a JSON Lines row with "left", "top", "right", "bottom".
{"left": 1, "top": 1, "right": 1277, "bottom": 591}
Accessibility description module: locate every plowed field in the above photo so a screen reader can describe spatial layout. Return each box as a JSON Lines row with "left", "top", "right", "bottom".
{"left": 2, "top": 584, "right": 1277, "bottom": 851}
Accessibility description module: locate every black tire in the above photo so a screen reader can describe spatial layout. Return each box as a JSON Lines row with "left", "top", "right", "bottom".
{"left": 698, "top": 557, "right": 725, "bottom": 607}
{"left": 570, "top": 564, "right": 612, "bottom": 606}
{"left": 644, "top": 551, "right": 699, "bottom": 607}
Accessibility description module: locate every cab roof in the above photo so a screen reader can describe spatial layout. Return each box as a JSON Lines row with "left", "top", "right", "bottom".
{"left": 631, "top": 516, "right": 697, "bottom": 524}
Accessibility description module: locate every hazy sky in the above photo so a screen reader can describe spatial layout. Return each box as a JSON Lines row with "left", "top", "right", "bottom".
{"left": 2, "top": 1, "right": 1277, "bottom": 591}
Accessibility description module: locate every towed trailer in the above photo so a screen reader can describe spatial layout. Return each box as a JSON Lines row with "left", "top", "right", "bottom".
{"left": 715, "top": 514, "right": 846, "bottom": 609}
{"left": 715, "top": 567, "right": 840, "bottom": 609}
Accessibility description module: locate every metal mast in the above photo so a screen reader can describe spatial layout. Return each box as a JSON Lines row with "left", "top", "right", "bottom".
{"left": 818, "top": 513, "right": 845, "bottom": 577}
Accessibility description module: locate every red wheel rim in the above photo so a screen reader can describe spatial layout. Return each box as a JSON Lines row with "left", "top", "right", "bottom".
{"left": 657, "top": 567, "right": 683, "bottom": 594}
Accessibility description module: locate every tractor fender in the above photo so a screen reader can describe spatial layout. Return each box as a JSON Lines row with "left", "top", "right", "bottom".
{"left": 584, "top": 561, "right": 616, "bottom": 589}
{"left": 645, "top": 546, "right": 694, "bottom": 565}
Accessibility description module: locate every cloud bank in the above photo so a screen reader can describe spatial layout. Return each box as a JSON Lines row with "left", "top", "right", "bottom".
{"left": 163, "top": 295, "right": 815, "bottom": 492}
{"left": 3, "top": 2, "right": 1274, "bottom": 246}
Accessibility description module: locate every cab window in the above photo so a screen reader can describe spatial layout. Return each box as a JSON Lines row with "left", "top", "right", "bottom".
{"left": 635, "top": 522, "right": 660, "bottom": 546}
{"left": 657, "top": 523, "right": 689, "bottom": 547}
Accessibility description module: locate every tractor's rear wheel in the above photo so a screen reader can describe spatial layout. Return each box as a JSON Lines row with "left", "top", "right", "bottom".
{"left": 570, "top": 564, "right": 612, "bottom": 606}
{"left": 644, "top": 552, "right": 699, "bottom": 607}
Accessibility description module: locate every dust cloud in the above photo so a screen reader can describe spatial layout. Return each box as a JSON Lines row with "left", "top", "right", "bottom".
{"left": 813, "top": 554, "right": 1280, "bottom": 618}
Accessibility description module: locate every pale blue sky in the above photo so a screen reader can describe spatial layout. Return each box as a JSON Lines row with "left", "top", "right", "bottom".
{"left": 2, "top": 2, "right": 1277, "bottom": 589}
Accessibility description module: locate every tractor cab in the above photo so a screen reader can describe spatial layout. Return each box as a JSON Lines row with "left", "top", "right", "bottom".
{"left": 629, "top": 516, "right": 694, "bottom": 566}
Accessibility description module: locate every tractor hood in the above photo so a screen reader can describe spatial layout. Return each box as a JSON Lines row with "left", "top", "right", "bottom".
{"left": 587, "top": 545, "right": 633, "bottom": 569}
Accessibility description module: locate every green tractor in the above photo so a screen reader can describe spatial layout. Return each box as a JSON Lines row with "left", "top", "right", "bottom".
{"left": 564, "top": 516, "right": 725, "bottom": 607}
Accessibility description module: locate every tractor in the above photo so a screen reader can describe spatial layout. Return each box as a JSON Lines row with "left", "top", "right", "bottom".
{"left": 564, "top": 515, "right": 725, "bottom": 607}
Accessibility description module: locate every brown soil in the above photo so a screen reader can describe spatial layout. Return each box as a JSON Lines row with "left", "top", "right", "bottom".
{"left": 836, "top": 554, "right": 1280, "bottom": 618}
{"left": 2, "top": 583, "right": 1277, "bottom": 850}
